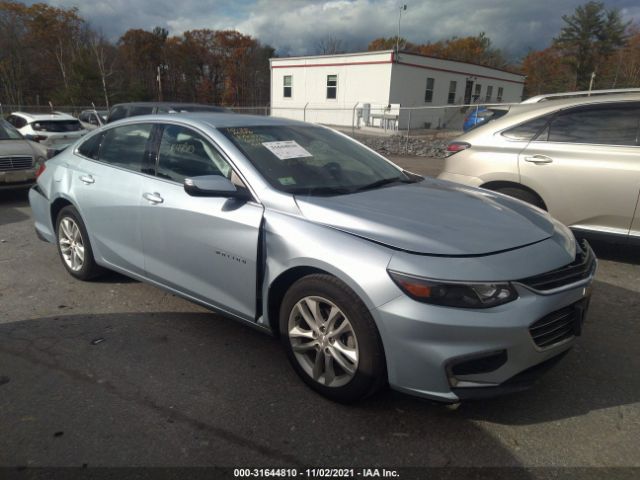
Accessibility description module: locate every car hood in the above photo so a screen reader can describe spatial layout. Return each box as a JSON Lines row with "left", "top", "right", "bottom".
{"left": 294, "top": 178, "right": 556, "bottom": 256}
{"left": 0, "top": 139, "right": 37, "bottom": 157}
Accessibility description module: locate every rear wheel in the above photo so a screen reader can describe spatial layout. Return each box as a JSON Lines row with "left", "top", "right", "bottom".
{"left": 494, "top": 186, "right": 546, "bottom": 210}
{"left": 55, "top": 206, "right": 104, "bottom": 280}
{"left": 279, "top": 274, "right": 386, "bottom": 403}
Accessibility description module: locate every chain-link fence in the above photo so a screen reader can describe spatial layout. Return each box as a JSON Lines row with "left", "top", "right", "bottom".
{"left": 2, "top": 101, "right": 516, "bottom": 156}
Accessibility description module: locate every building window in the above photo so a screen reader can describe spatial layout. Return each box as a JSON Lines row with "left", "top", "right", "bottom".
{"left": 486, "top": 86, "right": 493, "bottom": 102}
{"left": 473, "top": 83, "right": 482, "bottom": 101}
{"left": 283, "top": 75, "right": 292, "bottom": 98}
{"left": 424, "top": 78, "right": 435, "bottom": 103}
{"left": 326, "top": 75, "right": 337, "bottom": 99}
{"left": 447, "top": 81, "right": 457, "bottom": 104}
{"left": 497, "top": 87, "right": 504, "bottom": 102}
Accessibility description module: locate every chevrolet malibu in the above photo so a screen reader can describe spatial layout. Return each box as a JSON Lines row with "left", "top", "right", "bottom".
{"left": 29, "top": 114, "right": 596, "bottom": 403}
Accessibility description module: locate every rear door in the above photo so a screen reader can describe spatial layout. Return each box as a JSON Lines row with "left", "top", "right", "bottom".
{"left": 139, "top": 123, "right": 264, "bottom": 320}
{"left": 73, "top": 123, "right": 156, "bottom": 275}
{"left": 518, "top": 102, "right": 640, "bottom": 236}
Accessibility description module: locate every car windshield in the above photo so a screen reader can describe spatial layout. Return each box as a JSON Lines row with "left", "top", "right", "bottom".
{"left": 31, "top": 120, "right": 83, "bottom": 132}
{"left": 0, "top": 120, "right": 24, "bottom": 140}
{"left": 219, "top": 125, "right": 417, "bottom": 195}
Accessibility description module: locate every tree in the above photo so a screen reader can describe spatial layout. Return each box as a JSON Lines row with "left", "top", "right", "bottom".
{"left": 521, "top": 47, "right": 574, "bottom": 96}
{"left": 317, "top": 36, "right": 344, "bottom": 55}
{"left": 367, "top": 36, "right": 413, "bottom": 52}
{"left": 554, "top": 1, "right": 628, "bottom": 89}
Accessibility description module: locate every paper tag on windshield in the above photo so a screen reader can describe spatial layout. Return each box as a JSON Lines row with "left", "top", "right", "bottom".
{"left": 262, "top": 140, "right": 312, "bottom": 160}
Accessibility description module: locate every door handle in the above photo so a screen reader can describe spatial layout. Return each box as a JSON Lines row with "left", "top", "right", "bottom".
{"left": 143, "top": 192, "right": 164, "bottom": 204}
{"left": 524, "top": 155, "right": 553, "bottom": 164}
{"left": 79, "top": 174, "right": 95, "bottom": 185}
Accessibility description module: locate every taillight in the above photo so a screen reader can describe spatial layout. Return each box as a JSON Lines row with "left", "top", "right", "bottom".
{"left": 446, "top": 142, "right": 471, "bottom": 156}
{"left": 35, "top": 162, "right": 46, "bottom": 178}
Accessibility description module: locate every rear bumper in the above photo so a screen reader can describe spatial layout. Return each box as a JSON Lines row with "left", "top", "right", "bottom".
{"left": 28, "top": 185, "right": 56, "bottom": 243}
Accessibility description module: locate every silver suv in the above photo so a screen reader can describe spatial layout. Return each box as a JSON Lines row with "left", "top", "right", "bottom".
{"left": 439, "top": 94, "right": 640, "bottom": 242}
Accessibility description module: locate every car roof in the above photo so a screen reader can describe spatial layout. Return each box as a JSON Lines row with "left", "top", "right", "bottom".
{"left": 11, "top": 111, "right": 77, "bottom": 121}
{"left": 460, "top": 93, "right": 640, "bottom": 138}
{"left": 522, "top": 88, "right": 640, "bottom": 103}
{"left": 110, "top": 102, "right": 225, "bottom": 109}
{"left": 111, "top": 112, "right": 310, "bottom": 129}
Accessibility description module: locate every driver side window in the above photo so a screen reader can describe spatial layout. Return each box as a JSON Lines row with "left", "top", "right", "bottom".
{"left": 157, "top": 125, "right": 237, "bottom": 185}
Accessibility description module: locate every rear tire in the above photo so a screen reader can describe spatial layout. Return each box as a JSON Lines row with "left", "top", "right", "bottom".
{"left": 279, "top": 274, "right": 387, "bottom": 403}
{"left": 55, "top": 205, "right": 104, "bottom": 280}
{"left": 495, "top": 187, "right": 546, "bottom": 210}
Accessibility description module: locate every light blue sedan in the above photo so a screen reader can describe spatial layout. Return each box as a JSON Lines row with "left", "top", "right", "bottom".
{"left": 29, "top": 113, "right": 596, "bottom": 403}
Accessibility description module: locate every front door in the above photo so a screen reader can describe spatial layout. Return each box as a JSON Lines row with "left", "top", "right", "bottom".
{"left": 139, "top": 123, "right": 264, "bottom": 320}
{"left": 518, "top": 102, "right": 640, "bottom": 236}
{"left": 464, "top": 80, "right": 474, "bottom": 105}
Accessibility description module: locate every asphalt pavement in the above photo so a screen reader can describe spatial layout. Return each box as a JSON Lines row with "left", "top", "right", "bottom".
{"left": 0, "top": 158, "right": 639, "bottom": 473}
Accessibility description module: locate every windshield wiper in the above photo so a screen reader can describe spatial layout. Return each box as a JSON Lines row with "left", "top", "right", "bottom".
{"left": 290, "top": 186, "right": 353, "bottom": 196}
{"left": 352, "top": 177, "right": 412, "bottom": 192}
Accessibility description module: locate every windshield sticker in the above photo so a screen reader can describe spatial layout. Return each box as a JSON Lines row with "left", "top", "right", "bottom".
{"left": 278, "top": 176, "right": 296, "bottom": 185}
{"left": 262, "top": 140, "right": 313, "bottom": 160}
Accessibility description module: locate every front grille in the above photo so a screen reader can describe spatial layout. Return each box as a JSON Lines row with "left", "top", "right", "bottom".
{"left": 529, "top": 304, "right": 581, "bottom": 348}
{"left": 0, "top": 156, "right": 33, "bottom": 172}
{"left": 518, "top": 240, "right": 595, "bottom": 292}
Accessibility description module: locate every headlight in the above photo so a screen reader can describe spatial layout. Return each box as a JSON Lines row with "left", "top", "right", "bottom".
{"left": 551, "top": 217, "right": 576, "bottom": 258}
{"left": 388, "top": 271, "right": 518, "bottom": 308}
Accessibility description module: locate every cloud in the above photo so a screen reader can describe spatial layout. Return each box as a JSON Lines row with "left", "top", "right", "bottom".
{"left": 23, "top": 0, "right": 640, "bottom": 59}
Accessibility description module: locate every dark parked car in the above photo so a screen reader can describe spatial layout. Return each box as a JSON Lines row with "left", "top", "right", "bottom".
{"left": 107, "top": 102, "right": 227, "bottom": 123}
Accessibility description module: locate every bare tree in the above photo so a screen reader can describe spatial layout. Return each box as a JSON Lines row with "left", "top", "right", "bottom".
{"left": 317, "top": 36, "right": 344, "bottom": 55}
{"left": 89, "top": 31, "right": 115, "bottom": 108}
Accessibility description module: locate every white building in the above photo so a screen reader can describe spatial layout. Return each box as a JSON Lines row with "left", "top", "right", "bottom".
{"left": 269, "top": 50, "right": 525, "bottom": 130}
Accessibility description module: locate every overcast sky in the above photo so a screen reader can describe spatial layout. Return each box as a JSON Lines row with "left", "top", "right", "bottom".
{"left": 27, "top": 0, "right": 640, "bottom": 60}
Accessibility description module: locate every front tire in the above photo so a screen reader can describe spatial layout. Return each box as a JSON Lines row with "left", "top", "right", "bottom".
{"left": 279, "top": 274, "right": 386, "bottom": 403}
{"left": 55, "top": 205, "right": 104, "bottom": 280}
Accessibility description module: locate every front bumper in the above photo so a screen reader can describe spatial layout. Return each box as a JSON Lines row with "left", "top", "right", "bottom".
{"left": 373, "top": 243, "right": 596, "bottom": 403}
{"left": 0, "top": 169, "right": 36, "bottom": 189}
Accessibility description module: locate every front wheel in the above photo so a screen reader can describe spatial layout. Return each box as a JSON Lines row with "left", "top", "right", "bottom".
{"left": 279, "top": 274, "right": 387, "bottom": 403}
{"left": 56, "top": 205, "right": 104, "bottom": 280}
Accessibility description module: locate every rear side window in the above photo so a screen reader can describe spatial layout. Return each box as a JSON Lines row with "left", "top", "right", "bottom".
{"left": 128, "top": 106, "right": 154, "bottom": 117}
{"left": 31, "top": 120, "right": 82, "bottom": 132}
{"left": 77, "top": 132, "right": 104, "bottom": 160}
{"left": 107, "top": 106, "right": 127, "bottom": 123}
{"left": 98, "top": 124, "right": 154, "bottom": 172}
{"left": 502, "top": 115, "right": 550, "bottom": 141}
{"left": 546, "top": 104, "right": 640, "bottom": 146}
{"left": 7, "top": 115, "right": 27, "bottom": 129}
{"left": 156, "top": 125, "right": 232, "bottom": 183}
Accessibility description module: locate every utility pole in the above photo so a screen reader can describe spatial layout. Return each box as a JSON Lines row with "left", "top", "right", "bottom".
{"left": 157, "top": 65, "right": 163, "bottom": 102}
{"left": 588, "top": 71, "right": 596, "bottom": 95}
{"left": 396, "top": 4, "right": 407, "bottom": 62}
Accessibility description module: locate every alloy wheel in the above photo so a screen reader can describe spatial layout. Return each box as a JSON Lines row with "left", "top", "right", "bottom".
{"left": 288, "top": 296, "right": 359, "bottom": 388}
{"left": 58, "top": 217, "right": 85, "bottom": 272}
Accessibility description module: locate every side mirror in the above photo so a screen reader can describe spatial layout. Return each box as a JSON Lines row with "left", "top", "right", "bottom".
{"left": 184, "top": 175, "right": 250, "bottom": 199}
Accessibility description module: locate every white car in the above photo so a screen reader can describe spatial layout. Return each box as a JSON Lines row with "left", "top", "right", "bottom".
{"left": 6, "top": 112, "right": 88, "bottom": 150}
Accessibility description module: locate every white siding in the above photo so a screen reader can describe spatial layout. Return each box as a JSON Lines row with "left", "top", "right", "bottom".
{"left": 389, "top": 54, "right": 525, "bottom": 129}
{"left": 270, "top": 51, "right": 393, "bottom": 126}
{"left": 269, "top": 50, "right": 525, "bottom": 130}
